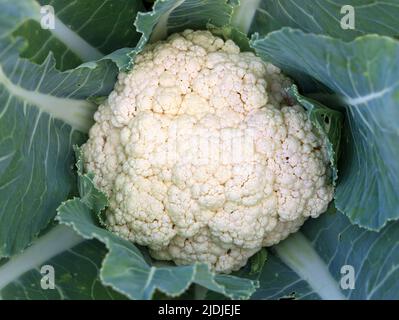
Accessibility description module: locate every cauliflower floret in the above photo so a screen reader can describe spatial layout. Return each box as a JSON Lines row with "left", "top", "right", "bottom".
{"left": 82, "top": 30, "right": 334, "bottom": 273}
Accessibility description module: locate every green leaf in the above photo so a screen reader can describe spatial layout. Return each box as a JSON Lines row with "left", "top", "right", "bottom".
{"left": 288, "top": 85, "right": 343, "bottom": 185}
{"left": 3, "top": 0, "right": 145, "bottom": 70}
{"left": 0, "top": 0, "right": 39, "bottom": 38}
{"left": 56, "top": 199, "right": 258, "bottom": 300}
{"left": 249, "top": 253, "right": 319, "bottom": 300}
{"left": 0, "top": 225, "right": 125, "bottom": 300}
{"left": 74, "top": 145, "right": 107, "bottom": 218}
{"left": 251, "top": 29, "right": 399, "bottom": 230}
{"left": 207, "top": 24, "right": 252, "bottom": 52}
{"left": 128, "top": 0, "right": 237, "bottom": 68}
{"left": 247, "top": 0, "right": 399, "bottom": 40}
{"left": 0, "top": 36, "right": 117, "bottom": 257}
{"left": 248, "top": 248, "right": 267, "bottom": 275}
{"left": 250, "top": 207, "right": 399, "bottom": 300}
{"left": 139, "top": 0, "right": 234, "bottom": 41}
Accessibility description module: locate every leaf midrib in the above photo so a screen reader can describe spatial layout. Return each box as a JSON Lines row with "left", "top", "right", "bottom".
{"left": 0, "top": 225, "right": 83, "bottom": 291}
{"left": 0, "top": 63, "right": 96, "bottom": 132}
{"left": 29, "top": 0, "right": 104, "bottom": 62}
{"left": 274, "top": 232, "right": 346, "bottom": 300}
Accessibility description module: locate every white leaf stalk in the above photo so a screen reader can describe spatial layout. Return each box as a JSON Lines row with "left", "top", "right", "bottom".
{"left": 0, "top": 225, "right": 83, "bottom": 293}
{"left": 231, "top": 0, "right": 262, "bottom": 34}
{"left": 274, "top": 232, "right": 346, "bottom": 300}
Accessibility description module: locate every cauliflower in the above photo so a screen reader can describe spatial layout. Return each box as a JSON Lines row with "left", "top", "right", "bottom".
{"left": 82, "top": 30, "right": 334, "bottom": 273}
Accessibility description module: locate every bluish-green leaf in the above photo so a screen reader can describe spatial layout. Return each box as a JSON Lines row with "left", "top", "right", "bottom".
{"left": 128, "top": 0, "right": 237, "bottom": 68}
{"left": 247, "top": 0, "right": 399, "bottom": 40}
{"left": 251, "top": 209, "right": 399, "bottom": 300}
{"left": 0, "top": 37, "right": 117, "bottom": 257}
{"left": 248, "top": 248, "right": 268, "bottom": 275}
{"left": 288, "top": 85, "right": 343, "bottom": 185}
{"left": 251, "top": 28, "right": 399, "bottom": 230}
{"left": 3, "top": 0, "right": 145, "bottom": 70}
{"left": 57, "top": 198, "right": 258, "bottom": 300}
{"left": 0, "top": 225, "right": 124, "bottom": 300}
{"left": 74, "top": 145, "right": 107, "bottom": 217}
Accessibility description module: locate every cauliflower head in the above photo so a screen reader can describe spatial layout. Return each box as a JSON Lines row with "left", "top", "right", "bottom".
{"left": 82, "top": 30, "right": 334, "bottom": 273}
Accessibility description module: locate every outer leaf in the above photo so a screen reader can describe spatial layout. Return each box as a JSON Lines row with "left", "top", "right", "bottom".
{"left": 249, "top": 253, "right": 319, "bottom": 300}
{"left": 0, "top": 0, "right": 39, "bottom": 38}
{"left": 57, "top": 199, "right": 258, "bottom": 300}
{"left": 3, "top": 0, "right": 145, "bottom": 70}
{"left": 0, "top": 37, "right": 117, "bottom": 257}
{"left": 250, "top": 208, "right": 399, "bottom": 300}
{"left": 248, "top": 248, "right": 267, "bottom": 275}
{"left": 74, "top": 145, "right": 107, "bottom": 217}
{"left": 251, "top": 29, "right": 399, "bottom": 230}
{"left": 0, "top": 225, "right": 125, "bottom": 300}
{"left": 128, "top": 0, "right": 237, "bottom": 68}
{"left": 207, "top": 24, "right": 252, "bottom": 52}
{"left": 246, "top": 0, "right": 399, "bottom": 40}
{"left": 289, "top": 85, "right": 343, "bottom": 184}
